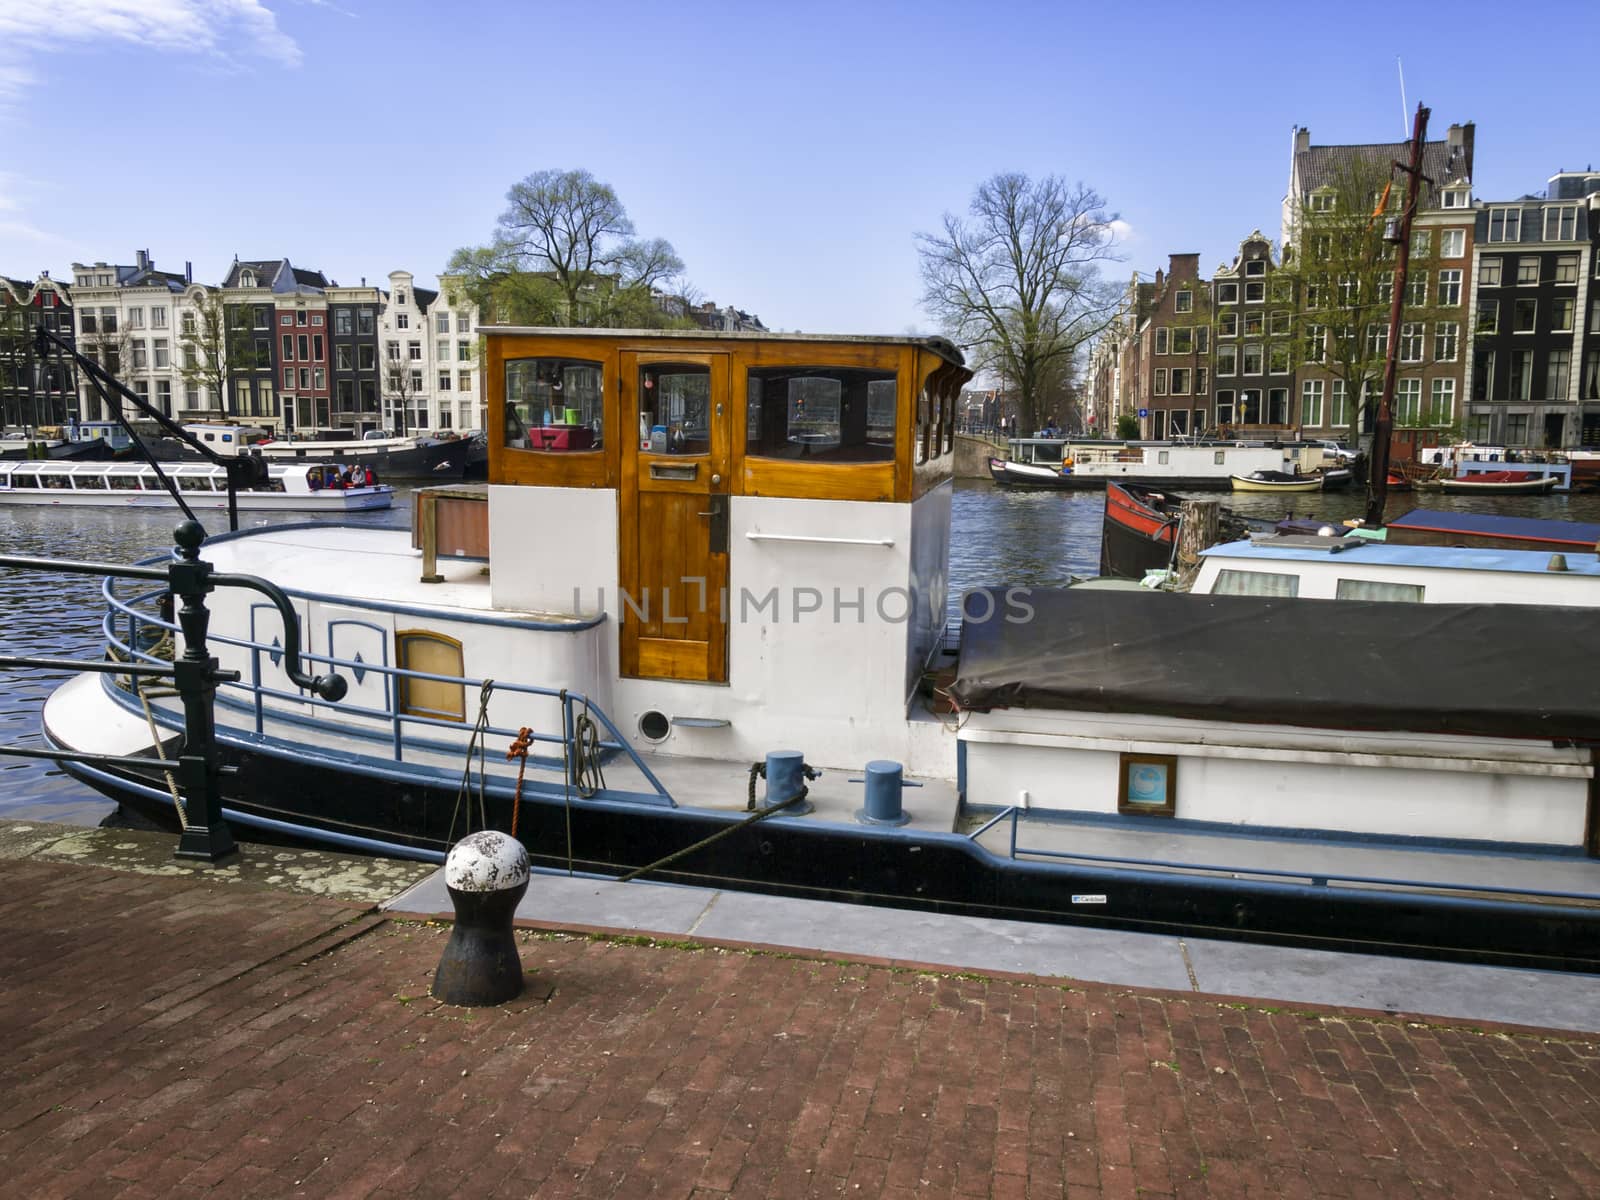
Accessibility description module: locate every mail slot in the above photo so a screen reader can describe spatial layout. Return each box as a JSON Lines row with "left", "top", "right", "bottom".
{"left": 649, "top": 462, "right": 698, "bottom": 481}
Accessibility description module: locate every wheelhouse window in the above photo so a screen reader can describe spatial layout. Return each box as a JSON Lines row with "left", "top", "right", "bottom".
{"left": 504, "top": 357, "right": 603, "bottom": 453}
{"left": 396, "top": 631, "right": 465, "bottom": 723}
{"left": 746, "top": 367, "right": 897, "bottom": 463}
{"left": 639, "top": 363, "right": 710, "bottom": 455}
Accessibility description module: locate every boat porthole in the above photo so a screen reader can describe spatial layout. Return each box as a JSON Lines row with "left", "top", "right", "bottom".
{"left": 638, "top": 711, "right": 670, "bottom": 742}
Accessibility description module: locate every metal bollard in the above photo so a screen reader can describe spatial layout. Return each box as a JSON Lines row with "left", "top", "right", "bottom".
{"left": 855, "top": 760, "right": 915, "bottom": 826}
{"left": 431, "top": 831, "right": 529, "bottom": 1006}
{"left": 761, "top": 750, "right": 815, "bottom": 815}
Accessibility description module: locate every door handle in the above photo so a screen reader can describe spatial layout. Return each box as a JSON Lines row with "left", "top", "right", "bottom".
{"left": 703, "top": 494, "right": 729, "bottom": 554}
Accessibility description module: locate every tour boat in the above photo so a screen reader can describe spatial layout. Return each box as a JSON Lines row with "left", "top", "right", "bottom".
{"left": 1229, "top": 470, "right": 1321, "bottom": 493}
{"left": 0, "top": 459, "right": 393, "bottom": 510}
{"left": 254, "top": 430, "right": 474, "bottom": 480}
{"left": 1436, "top": 470, "right": 1561, "bottom": 494}
{"left": 40, "top": 327, "right": 1600, "bottom": 971}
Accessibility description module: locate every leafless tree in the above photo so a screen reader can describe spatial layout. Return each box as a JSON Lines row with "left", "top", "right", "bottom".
{"left": 383, "top": 356, "right": 423, "bottom": 435}
{"left": 177, "top": 291, "right": 254, "bottom": 417}
{"left": 918, "top": 174, "right": 1122, "bottom": 435}
{"left": 449, "top": 169, "right": 685, "bottom": 327}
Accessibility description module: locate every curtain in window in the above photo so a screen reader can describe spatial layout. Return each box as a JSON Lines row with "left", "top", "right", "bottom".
{"left": 1213, "top": 569, "right": 1298, "bottom": 597}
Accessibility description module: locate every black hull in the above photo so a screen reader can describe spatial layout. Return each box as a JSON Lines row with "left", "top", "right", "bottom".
{"left": 1099, "top": 512, "right": 1173, "bottom": 579}
{"left": 1, "top": 438, "right": 112, "bottom": 462}
{"left": 261, "top": 439, "right": 470, "bottom": 480}
{"left": 58, "top": 733, "right": 1600, "bottom": 976}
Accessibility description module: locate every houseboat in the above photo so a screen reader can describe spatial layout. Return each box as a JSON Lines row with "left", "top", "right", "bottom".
{"left": 255, "top": 428, "right": 474, "bottom": 480}
{"left": 40, "top": 327, "right": 1600, "bottom": 970}
{"left": 0, "top": 460, "right": 393, "bottom": 511}
{"left": 1384, "top": 509, "right": 1600, "bottom": 552}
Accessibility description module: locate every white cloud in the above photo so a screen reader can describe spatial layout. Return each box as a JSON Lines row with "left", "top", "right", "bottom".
{"left": 0, "top": 1, "right": 301, "bottom": 100}
{"left": 1108, "top": 218, "right": 1136, "bottom": 244}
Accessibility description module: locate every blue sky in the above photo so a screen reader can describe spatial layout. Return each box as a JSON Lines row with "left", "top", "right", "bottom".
{"left": 3, "top": 1, "right": 1597, "bottom": 336}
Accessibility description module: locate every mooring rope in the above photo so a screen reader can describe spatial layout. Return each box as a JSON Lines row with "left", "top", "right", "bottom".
{"left": 616, "top": 780, "right": 810, "bottom": 884}
{"left": 447, "top": 679, "right": 495, "bottom": 843}
{"left": 137, "top": 685, "right": 189, "bottom": 830}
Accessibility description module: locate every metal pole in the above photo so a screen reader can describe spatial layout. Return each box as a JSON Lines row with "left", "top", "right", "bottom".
{"left": 167, "top": 518, "right": 238, "bottom": 863}
{"left": 1366, "top": 103, "right": 1430, "bottom": 528}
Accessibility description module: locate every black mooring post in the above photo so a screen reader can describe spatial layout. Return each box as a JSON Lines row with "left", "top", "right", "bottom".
{"left": 167, "top": 519, "right": 238, "bottom": 863}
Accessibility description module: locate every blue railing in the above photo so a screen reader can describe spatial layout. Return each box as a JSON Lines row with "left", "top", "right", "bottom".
{"left": 102, "top": 560, "right": 675, "bottom": 808}
{"left": 967, "top": 806, "right": 1600, "bottom": 905}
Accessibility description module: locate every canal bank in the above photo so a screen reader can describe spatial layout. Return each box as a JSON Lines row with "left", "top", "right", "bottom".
{"left": 1, "top": 820, "right": 1597, "bottom": 1198}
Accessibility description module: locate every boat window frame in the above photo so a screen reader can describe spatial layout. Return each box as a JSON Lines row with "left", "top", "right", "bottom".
{"left": 490, "top": 336, "right": 617, "bottom": 489}
{"left": 1118, "top": 752, "right": 1177, "bottom": 817}
{"left": 394, "top": 629, "right": 467, "bottom": 723}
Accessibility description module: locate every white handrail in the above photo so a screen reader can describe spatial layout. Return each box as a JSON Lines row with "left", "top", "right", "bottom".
{"left": 744, "top": 532, "right": 895, "bottom": 547}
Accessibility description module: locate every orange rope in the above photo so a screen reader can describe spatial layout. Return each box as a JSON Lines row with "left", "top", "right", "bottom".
{"left": 506, "top": 726, "right": 533, "bottom": 837}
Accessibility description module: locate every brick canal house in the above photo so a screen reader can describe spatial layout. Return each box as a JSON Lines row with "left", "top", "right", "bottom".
{"left": 326, "top": 281, "right": 384, "bottom": 436}
{"left": 1211, "top": 232, "right": 1294, "bottom": 437}
{"left": 1467, "top": 169, "right": 1600, "bottom": 449}
{"left": 276, "top": 293, "right": 332, "bottom": 435}
{"left": 1139, "top": 253, "right": 1211, "bottom": 439}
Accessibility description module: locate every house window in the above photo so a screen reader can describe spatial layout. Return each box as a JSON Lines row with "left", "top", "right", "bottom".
{"left": 1405, "top": 276, "right": 1427, "bottom": 307}
{"left": 457, "top": 314, "right": 471, "bottom": 334}
{"left": 1330, "top": 381, "right": 1349, "bottom": 428}
{"left": 386, "top": 341, "right": 400, "bottom": 362}
{"left": 457, "top": 341, "right": 471, "bottom": 362}
{"left": 397, "top": 313, "right": 409, "bottom": 329}
{"left": 1195, "top": 327, "right": 1208, "bottom": 353}
{"left": 1269, "top": 344, "right": 1290, "bottom": 374}
{"left": 314, "top": 367, "right": 326, "bottom": 390}
{"left": 151, "top": 306, "right": 167, "bottom": 329}
{"left": 280, "top": 313, "right": 293, "bottom": 326}
{"left": 1554, "top": 255, "right": 1579, "bottom": 284}
{"left": 1267, "top": 388, "right": 1289, "bottom": 423}
{"left": 359, "top": 345, "right": 376, "bottom": 371}
{"left": 153, "top": 339, "right": 168, "bottom": 368}
{"left": 1473, "top": 351, "right": 1495, "bottom": 402}
{"left": 1175, "top": 290, "right": 1193, "bottom": 313}
{"left": 1301, "top": 379, "right": 1324, "bottom": 427}
{"left": 436, "top": 311, "right": 451, "bottom": 333}
{"left": 1217, "top": 282, "right": 1238, "bottom": 304}
{"left": 408, "top": 341, "right": 422, "bottom": 361}
{"left": 283, "top": 334, "right": 294, "bottom": 361}
{"left": 1366, "top": 324, "right": 1387, "bottom": 358}
{"left": 1487, "top": 208, "right": 1522, "bottom": 243}
{"left": 1241, "top": 389, "right": 1262, "bottom": 423}
{"left": 312, "top": 314, "right": 323, "bottom": 327}
{"left": 1506, "top": 412, "right": 1530, "bottom": 445}
{"left": 1429, "top": 378, "right": 1456, "bottom": 425}
{"left": 335, "top": 309, "right": 352, "bottom": 335}
{"left": 1441, "top": 188, "right": 1468, "bottom": 208}
{"left": 1440, "top": 230, "right": 1465, "bottom": 258}
{"left": 284, "top": 367, "right": 295, "bottom": 388}
{"left": 410, "top": 369, "right": 422, "bottom": 391}
{"left": 1268, "top": 310, "right": 1289, "bottom": 337}
{"left": 1552, "top": 299, "right": 1574, "bottom": 332}
{"left": 312, "top": 335, "right": 323, "bottom": 360}
{"left": 1244, "top": 281, "right": 1264, "bottom": 303}
{"left": 1434, "top": 322, "right": 1459, "bottom": 362}
{"left": 156, "top": 379, "right": 171, "bottom": 414}
{"left": 1339, "top": 274, "right": 1359, "bottom": 304}
{"left": 127, "top": 307, "right": 144, "bottom": 329}
{"left": 1303, "top": 324, "right": 1326, "bottom": 363}
{"left": 437, "top": 339, "right": 449, "bottom": 361}
{"left": 1544, "top": 206, "right": 1577, "bottom": 242}
{"left": 396, "top": 631, "right": 466, "bottom": 722}
{"left": 1437, "top": 270, "right": 1462, "bottom": 306}
{"left": 1245, "top": 259, "right": 1266, "bottom": 277}
{"left": 396, "top": 291, "right": 406, "bottom": 306}
{"left": 1477, "top": 299, "right": 1499, "bottom": 334}
{"left": 1216, "top": 345, "right": 1237, "bottom": 375}
{"left": 1395, "top": 377, "right": 1422, "bottom": 425}
{"left": 358, "top": 309, "right": 375, "bottom": 335}
{"left": 1516, "top": 259, "right": 1539, "bottom": 286}
{"left": 1154, "top": 328, "right": 1169, "bottom": 355}
{"left": 254, "top": 307, "right": 271, "bottom": 329}
{"left": 1308, "top": 192, "right": 1335, "bottom": 213}
{"left": 1510, "top": 350, "right": 1533, "bottom": 400}
{"left": 1548, "top": 350, "right": 1572, "bottom": 401}
{"left": 1399, "top": 323, "right": 1424, "bottom": 362}
{"left": 1584, "top": 350, "right": 1600, "bottom": 401}
{"left": 1215, "top": 390, "right": 1235, "bottom": 425}
{"left": 1478, "top": 258, "right": 1501, "bottom": 286}
{"left": 1411, "top": 230, "right": 1431, "bottom": 257}
{"left": 1195, "top": 368, "right": 1208, "bottom": 394}
{"left": 336, "top": 346, "right": 353, "bottom": 370}
{"left": 458, "top": 371, "right": 472, "bottom": 392}
{"left": 1170, "top": 368, "right": 1190, "bottom": 395}
{"left": 1172, "top": 327, "right": 1192, "bottom": 354}
{"left": 1242, "top": 344, "right": 1263, "bottom": 375}
{"left": 439, "top": 372, "right": 452, "bottom": 390}
{"left": 1118, "top": 752, "right": 1177, "bottom": 817}
{"left": 1243, "top": 311, "right": 1264, "bottom": 336}
{"left": 439, "top": 407, "right": 453, "bottom": 428}
{"left": 1219, "top": 311, "right": 1238, "bottom": 337}
{"left": 1514, "top": 299, "right": 1537, "bottom": 333}
{"left": 1154, "top": 369, "right": 1167, "bottom": 395}
{"left": 299, "top": 368, "right": 310, "bottom": 390}
{"left": 133, "top": 342, "right": 148, "bottom": 369}
{"left": 80, "top": 310, "right": 97, "bottom": 334}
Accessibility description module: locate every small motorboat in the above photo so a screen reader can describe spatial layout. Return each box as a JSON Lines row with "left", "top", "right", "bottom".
{"left": 1318, "top": 466, "right": 1354, "bottom": 490}
{"left": 1230, "top": 470, "right": 1321, "bottom": 494}
{"left": 1100, "top": 482, "right": 1179, "bottom": 578}
{"left": 988, "top": 456, "right": 1077, "bottom": 489}
{"left": 1385, "top": 471, "right": 1412, "bottom": 492}
{"left": 1438, "top": 471, "right": 1560, "bottom": 495}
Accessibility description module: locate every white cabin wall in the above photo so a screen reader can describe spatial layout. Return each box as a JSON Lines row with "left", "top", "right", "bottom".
{"left": 489, "top": 485, "right": 618, "bottom": 617}
{"left": 905, "top": 481, "right": 953, "bottom": 704}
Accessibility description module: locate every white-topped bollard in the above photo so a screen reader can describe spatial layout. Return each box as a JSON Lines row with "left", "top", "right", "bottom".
{"left": 431, "top": 831, "right": 530, "bottom": 1006}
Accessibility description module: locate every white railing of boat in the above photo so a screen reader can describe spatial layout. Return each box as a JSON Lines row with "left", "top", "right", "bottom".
{"left": 965, "top": 806, "right": 1600, "bottom": 904}
{"left": 101, "top": 565, "right": 675, "bottom": 808}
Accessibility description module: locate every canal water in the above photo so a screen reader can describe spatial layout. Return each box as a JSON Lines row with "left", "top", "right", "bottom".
{"left": 5, "top": 480, "right": 1599, "bottom": 824}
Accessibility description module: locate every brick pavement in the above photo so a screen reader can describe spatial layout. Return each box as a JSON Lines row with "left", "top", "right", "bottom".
{"left": 1, "top": 857, "right": 1597, "bottom": 1198}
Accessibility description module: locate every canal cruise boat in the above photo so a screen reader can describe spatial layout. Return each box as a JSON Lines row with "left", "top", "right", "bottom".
{"left": 42, "top": 327, "right": 1600, "bottom": 970}
{"left": 0, "top": 460, "right": 393, "bottom": 511}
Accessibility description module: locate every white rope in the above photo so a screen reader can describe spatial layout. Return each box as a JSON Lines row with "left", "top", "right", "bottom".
{"left": 137, "top": 685, "right": 189, "bottom": 830}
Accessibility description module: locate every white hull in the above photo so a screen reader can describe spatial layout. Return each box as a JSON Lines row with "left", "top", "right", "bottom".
{"left": 0, "top": 488, "right": 391, "bottom": 511}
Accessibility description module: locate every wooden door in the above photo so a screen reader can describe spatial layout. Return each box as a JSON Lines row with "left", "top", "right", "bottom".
{"left": 619, "top": 351, "right": 732, "bottom": 682}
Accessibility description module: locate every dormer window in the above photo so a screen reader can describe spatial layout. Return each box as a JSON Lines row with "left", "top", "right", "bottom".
{"left": 397, "top": 291, "right": 406, "bottom": 305}
{"left": 240, "top": 270, "right": 256, "bottom": 288}
{"left": 1175, "top": 290, "right": 1193, "bottom": 313}
{"left": 1441, "top": 188, "right": 1468, "bottom": 208}
{"left": 1308, "top": 191, "right": 1335, "bottom": 213}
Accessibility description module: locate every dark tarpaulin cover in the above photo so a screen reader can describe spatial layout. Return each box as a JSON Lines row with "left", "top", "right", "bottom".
{"left": 951, "top": 587, "right": 1600, "bottom": 742}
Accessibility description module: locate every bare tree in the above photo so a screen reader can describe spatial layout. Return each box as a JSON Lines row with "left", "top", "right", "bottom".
{"left": 448, "top": 168, "right": 686, "bottom": 328}
{"left": 918, "top": 174, "right": 1122, "bottom": 435}
{"left": 383, "top": 356, "right": 422, "bottom": 435}
{"left": 177, "top": 292, "right": 255, "bottom": 417}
